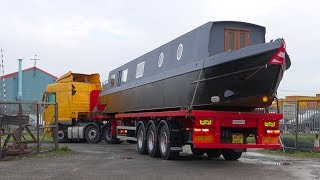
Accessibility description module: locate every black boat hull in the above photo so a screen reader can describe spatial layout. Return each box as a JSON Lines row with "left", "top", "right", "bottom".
{"left": 100, "top": 48, "right": 288, "bottom": 113}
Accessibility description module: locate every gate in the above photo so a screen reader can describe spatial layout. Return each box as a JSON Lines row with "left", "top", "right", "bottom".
{"left": 270, "top": 100, "right": 320, "bottom": 150}
{"left": 0, "top": 101, "right": 59, "bottom": 160}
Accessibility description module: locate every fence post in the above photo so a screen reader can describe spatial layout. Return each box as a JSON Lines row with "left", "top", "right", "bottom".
{"left": 36, "top": 103, "right": 40, "bottom": 153}
{"left": 54, "top": 103, "right": 59, "bottom": 149}
{"left": 0, "top": 109, "right": 2, "bottom": 160}
{"left": 295, "top": 100, "right": 299, "bottom": 149}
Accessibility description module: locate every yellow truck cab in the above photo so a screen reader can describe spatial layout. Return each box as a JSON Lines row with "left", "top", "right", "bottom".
{"left": 43, "top": 71, "right": 107, "bottom": 143}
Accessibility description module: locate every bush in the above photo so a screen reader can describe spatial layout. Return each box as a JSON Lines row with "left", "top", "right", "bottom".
{"left": 281, "top": 134, "right": 316, "bottom": 149}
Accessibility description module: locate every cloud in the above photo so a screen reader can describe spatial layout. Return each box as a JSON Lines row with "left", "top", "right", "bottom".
{"left": 0, "top": 0, "right": 319, "bottom": 98}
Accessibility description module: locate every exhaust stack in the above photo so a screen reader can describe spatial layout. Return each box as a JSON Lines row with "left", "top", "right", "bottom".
{"left": 17, "top": 59, "right": 23, "bottom": 101}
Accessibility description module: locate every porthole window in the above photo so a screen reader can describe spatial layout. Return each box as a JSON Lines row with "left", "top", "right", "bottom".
{"left": 158, "top": 53, "right": 164, "bottom": 67}
{"left": 177, "top": 44, "right": 183, "bottom": 60}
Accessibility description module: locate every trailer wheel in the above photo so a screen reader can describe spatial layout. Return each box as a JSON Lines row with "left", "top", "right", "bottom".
{"left": 206, "top": 149, "right": 222, "bottom": 158}
{"left": 103, "top": 126, "right": 122, "bottom": 144}
{"left": 222, "top": 149, "right": 242, "bottom": 160}
{"left": 159, "top": 124, "right": 179, "bottom": 160}
{"left": 147, "top": 123, "right": 160, "bottom": 157}
{"left": 191, "top": 145, "right": 205, "bottom": 156}
{"left": 85, "top": 125, "right": 101, "bottom": 144}
{"left": 136, "top": 123, "right": 147, "bottom": 154}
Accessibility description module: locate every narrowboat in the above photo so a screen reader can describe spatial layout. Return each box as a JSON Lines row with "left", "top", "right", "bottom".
{"left": 100, "top": 21, "right": 291, "bottom": 113}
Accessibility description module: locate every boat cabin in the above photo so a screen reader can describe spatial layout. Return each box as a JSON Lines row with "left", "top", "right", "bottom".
{"left": 102, "top": 21, "right": 266, "bottom": 94}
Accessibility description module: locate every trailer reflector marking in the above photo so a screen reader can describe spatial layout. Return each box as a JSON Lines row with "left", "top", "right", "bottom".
{"left": 199, "top": 120, "right": 212, "bottom": 125}
{"left": 262, "top": 137, "right": 279, "bottom": 144}
{"left": 194, "top": 135, "right": 214, "bottom": 143}
{"left": 264, "top": 122, "right": 276, "bottom": 127}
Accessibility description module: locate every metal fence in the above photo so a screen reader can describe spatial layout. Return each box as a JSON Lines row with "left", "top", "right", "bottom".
{"left": 270, "top": 100, "right": 320, "bottom": 150}
{"left": 0, "top": 101, "right": 58, "bottom": 160}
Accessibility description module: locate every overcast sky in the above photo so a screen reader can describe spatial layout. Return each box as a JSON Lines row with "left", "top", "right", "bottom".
{"left": 0, "top": 0, "right": 319, "bottom": 98}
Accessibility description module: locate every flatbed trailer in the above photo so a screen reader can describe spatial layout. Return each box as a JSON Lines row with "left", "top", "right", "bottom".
{"left": 105, "top": 110, "right": 282, "bottom": 160}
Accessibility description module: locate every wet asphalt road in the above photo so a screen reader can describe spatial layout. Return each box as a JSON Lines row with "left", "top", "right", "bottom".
{"left": 0, "top": 142, "right": 319, "bottom": 180}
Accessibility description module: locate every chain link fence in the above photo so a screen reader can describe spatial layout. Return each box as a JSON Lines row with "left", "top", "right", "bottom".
{"left": 269, "top": 100, "right": 320, "bottom": 150}
{"left": 0, "top": 101, "right": 58, "bottom": 160}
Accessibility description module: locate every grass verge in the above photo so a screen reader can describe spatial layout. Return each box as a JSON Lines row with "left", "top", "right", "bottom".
{"left": 258, "top": 148, "right": 320, "bottom": 158}
{"left": 36, "top": 146, "right": 73, "bottom": 157}
{"left": 1, "top": 146, "right": 73, "bottom": 161}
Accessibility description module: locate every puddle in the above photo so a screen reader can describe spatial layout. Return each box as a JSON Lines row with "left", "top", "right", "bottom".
{"left": 120, "top": 157, "right": 133, "bottom": 160}
{"left": 275, "top": 162, "right": 292, "bottom": 166}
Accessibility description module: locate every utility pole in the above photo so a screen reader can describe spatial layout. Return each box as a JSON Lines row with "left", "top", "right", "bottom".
{"left": 1, "top": 48, "right": 7, "bottom": 112}
{"left": 30, "top": 53, "right": 40, "bottom": 68}
{"left": 30, "top": 53, "right": 40, "bottom": 77}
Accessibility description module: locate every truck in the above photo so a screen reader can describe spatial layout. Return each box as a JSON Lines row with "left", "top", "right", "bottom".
{"left": 43, "top": 71, "right": 282, "bottom": 160}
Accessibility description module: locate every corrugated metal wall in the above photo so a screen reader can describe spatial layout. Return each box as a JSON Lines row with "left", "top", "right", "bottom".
{"left": 0, "top": 67, "right": 57, "bottom": 102}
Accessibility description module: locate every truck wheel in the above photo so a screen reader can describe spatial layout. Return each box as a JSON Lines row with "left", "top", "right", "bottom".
{"left": 191, "top": 145, "right": 205, "bottom": 156}
{"left": 103, "top": 126, "right": 122, "bottom": 144}
{"left": 51, "top": 125, "right": 70, "bottom": 143}
{"left": 222, "top": 149, "right": 242, "bottom": 160}
{"left": 159, "top": 124, "right": 179, "bottom": 160}
{"left": 147, "top": 123, "right": 160, "bottom": 157}
{"left": 136, "top": 123, "right": 147, "bottom": 154}
{"left": 85, "top": 125, "right": 101, "bottom": 144}
{"left": 206, "top": 149, "right": 222, "bottom": 158}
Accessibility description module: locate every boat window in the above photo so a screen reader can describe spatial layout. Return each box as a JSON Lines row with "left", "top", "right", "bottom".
{"left": 239, "top": 32, "right": 246, "bottom": 48}
{"left": 158, "top": 53, "right": 164, "bottom": 67}
{"left": 228, "top": 32, "right": 235, "bottom": 50}
{"left": 110, "top": 74, "right": 116, "bottom": 87}
{"left": 136, "top": 61, "right": 145, "bottom": 78}
{"left": 225, "top": 29, "right": 250, "bottom": 51}
{"left": 121, "top": 69, "right": 128, "bottom": 83}
{"left": 177, "top": 44, "right": 183, "bottom": 60}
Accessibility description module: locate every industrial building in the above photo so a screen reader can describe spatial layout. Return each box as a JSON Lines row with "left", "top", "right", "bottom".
{"left": 0, "top": 66, "right": 57, "bottom": 102}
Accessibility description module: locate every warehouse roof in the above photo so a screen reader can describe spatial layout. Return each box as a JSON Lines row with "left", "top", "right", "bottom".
{"left": 0, "top": 67, "right": 57, "bottom": 80}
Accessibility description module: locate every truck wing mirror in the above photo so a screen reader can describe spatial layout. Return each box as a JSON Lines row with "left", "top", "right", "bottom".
{"left": 42, "top": 93, "right": 46, "bottom": 102}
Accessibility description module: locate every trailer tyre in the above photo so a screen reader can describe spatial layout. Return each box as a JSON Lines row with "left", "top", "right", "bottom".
{"left": 222, "top": 149, "right": 242, "bottom": 160}
{"left": 136, "top": 123, "right": 147, "bottom": 154}
{"left": 85, "top": 125, "right": 101, "bottom": 144}
{"left": 206, "top": 149, "right": 222, "bottom": 158}
{"left": 103, "top": 126, "right": 122, "bottom": 144}
{"left": 159, "top": 124, "right": 179, "bottom": 160}
{"left": 147, "top": 123, "right": 160, "bottom": 157}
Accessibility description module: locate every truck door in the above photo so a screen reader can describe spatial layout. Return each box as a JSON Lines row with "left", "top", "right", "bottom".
{"left": 43, "top": 92, "right": 56, "bottom": 127}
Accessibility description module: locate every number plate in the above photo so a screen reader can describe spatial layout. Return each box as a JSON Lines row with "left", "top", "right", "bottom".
{"left": 232, "top": 134, "right": 243, "bottom": 144}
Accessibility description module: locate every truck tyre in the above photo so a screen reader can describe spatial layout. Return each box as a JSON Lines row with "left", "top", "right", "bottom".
{"left": 222, "top": 149, "right": 242, "bottom": 160}
{"left": 85, "top": 125, "right": 101, "bottom": 144}
{"left": 206, "top": 149, "right": 222, "bottom": 158}
{"left": 103, "top": 125, "right": 122, "bottom": 144}
{"left": 191, "top": 145, "right": 205, "bottom": 156}
{"left": 147, "top": 123, "right": 160, "bottom": 157}
{"left": 159, "top": 123, "right": 179, "bottom": 160}
{"left": 136, "top": 123, "right": 147, "bottom": 154}
{"left": 51, "top": 125, "right": 70, "bottom": 143}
